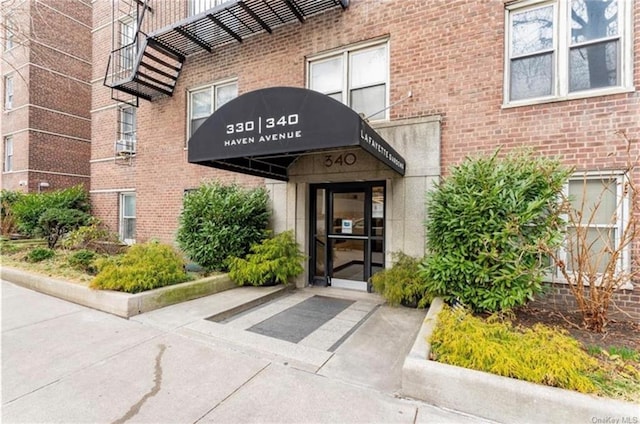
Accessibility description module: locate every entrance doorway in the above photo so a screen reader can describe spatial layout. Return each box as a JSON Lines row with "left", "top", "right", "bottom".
{"left": 310, "top": 182, "right": 385, "bottom": 291}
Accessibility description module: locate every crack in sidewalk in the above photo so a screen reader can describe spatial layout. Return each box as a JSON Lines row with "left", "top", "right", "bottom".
{"left": 111, "top": 344, "right": 167, "bottom": 424}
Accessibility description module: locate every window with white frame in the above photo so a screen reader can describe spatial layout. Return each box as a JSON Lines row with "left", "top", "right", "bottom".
{"left": 119, "top": 16, "right": 137, "bottom": 76}
{"left": 120, "top": 193, "right": 136, "bottom": 244}
{"left": 505, "top": 0, "right": 632, "bottom": 104}
{"left": 117, "top": 105, "right": 137, "bottom": 153}
{"left": 188, "top": 80, "right": 237, "bottom": 137}
{"left": 189, "top": 0, "right": 232, "bottom": 16}
{"left": 4, "top": 136, "right": 13, "bottom": 172}
{"left": 559, "top": 173, "right": 628, "bottom": 279}
{"left": 308, "top": 41, "right": 389, "bottom": 121}
{"left": 189, "top": 0, "right": 235, "bottom": 39}
{"left": 4, "top": 15, "right": 15, "bottom": 51}
{"left": 4, "top": 75, "right": 14, "bottom": 110}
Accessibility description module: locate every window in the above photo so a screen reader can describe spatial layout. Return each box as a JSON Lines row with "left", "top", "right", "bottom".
{"left": 188, "top": 1, "right": 236, "bottom": 49}
{"left": 119, "top": 16, "right": 137, "bottom": 76}
{"left": 559, "top": 173, "right": 628, "bottom": 278}
{"left": 505, "top": 0, "right": 632, "bottom": 104}
{"left": 120, "top": 193, "right": 136, "bottom": 244}
{"left": 189, "top": 0, "right": 232, "bottom": 16}
{"left": 4, "top": 15, "right": 15, "bottom": 51}
{"left": 4, "top": 136, "right": 13, "bottom": 172}
{"left": 117, "top": 105, "right": 136, "bottom": 153}
{"left": 4, "top": 75, "right": 14, "bottom": 110}
{"left": 308, "top": 41, "right": 389, "bottom": 121}
{"left": 188, "top": 80, "right": 237, "bottom": 137}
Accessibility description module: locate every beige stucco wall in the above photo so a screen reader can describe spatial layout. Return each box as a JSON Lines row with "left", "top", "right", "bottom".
{"left": 266, "top": 116, "right": 441, "bottom": 288}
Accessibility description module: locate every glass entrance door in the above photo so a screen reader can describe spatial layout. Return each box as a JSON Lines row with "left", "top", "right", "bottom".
{"left": 310, "top": 182, "right": 385, "bottom": 291}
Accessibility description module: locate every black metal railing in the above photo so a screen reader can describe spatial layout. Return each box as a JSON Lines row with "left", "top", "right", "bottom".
{"left": 105, "top": 0, "right": 349, "bottom": 102}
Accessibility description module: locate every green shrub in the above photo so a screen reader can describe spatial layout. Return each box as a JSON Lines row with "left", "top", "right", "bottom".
{"left": 1, "top": 190, "right": 23, "bottom": 236}
{"left": 430, "top": 306, "right": 599, "bottom": 393}
{"left": 38, "top": 208, "right": 91, "bottom": 249}
{"left": 12, "top": 186, "right": 90, "bottom": 237}
{"left": 26, "top": 247, "right": 55, "bottom": 262}
{"left": 370, "top": 252, "right": 431, "bottom": 307}
{"left": 67, "top": 249, "right": 98, "bottom": 274}
{"left": 228, "top": 231, "right": 306, "bottom": 286}
{"left": 91, "top": 241, "right": 189, "bottom": 293}
{"left": 177, "top": 182, "right": 269, "bottom": 272}
{"left": 419, "top": 150, "right": 569, "bottom": 312}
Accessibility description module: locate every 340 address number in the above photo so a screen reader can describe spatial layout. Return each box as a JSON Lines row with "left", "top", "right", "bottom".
{"left": 324, "top": 153, "right": 357, "bottom": 168}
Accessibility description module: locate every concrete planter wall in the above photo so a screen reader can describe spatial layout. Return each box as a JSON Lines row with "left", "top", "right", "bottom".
{"left": 402, "top": 298, "right": 639, "bottom": 423}
{"left": 1, "top": 267, "right": 235, "bottom": 318}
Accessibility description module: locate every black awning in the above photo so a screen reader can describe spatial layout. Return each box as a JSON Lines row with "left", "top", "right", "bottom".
{"left": 188, "top": 87, "right": 406, "bottom": 181}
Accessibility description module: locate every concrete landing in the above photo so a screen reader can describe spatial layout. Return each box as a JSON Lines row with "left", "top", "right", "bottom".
{"left": 134, "top": 286, "right": 427, "bottom": 394}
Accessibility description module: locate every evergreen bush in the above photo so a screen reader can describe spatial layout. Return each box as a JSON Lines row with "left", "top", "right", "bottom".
{"left": 1, "top": 190, "right": 23, "bottom": 236}
{"left": 67, "top": 249, "right": 98, "bottom": 274}
{"left": 228, "top": 231, "right": 306, "bottom": 286}
{"left": 38, "top": 208, "right": 91, "bottom": 248}
{"left": 11, "top": 186, "right": 90, "bottom": 237}
{"left": 26, "top": 247, "right": 55, "bottom": 262}
{"left": 370, "top": 252, "right": 431, "bottom": 307}
{"left": 419, "top": 150, "right": 569, "bottom": 312}
{"left": 91, "top": 241, "right": 189, "bottom": 293}
{"left": 177, "top": 182, "right": 269, "bottom": 272}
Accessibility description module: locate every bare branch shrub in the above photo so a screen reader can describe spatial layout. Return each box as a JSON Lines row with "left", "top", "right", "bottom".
{"left": 544, "top": 131, "right": 638, "bottom": 332}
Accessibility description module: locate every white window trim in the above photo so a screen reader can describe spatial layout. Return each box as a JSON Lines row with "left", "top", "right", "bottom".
{"left": 4, "top": 136, "right": 13, "bottom": 172}
{"left": 119, "top": 192, "right": 136, "bottom": 245}
{"left": 4, "top": 15, "right": 15, "bottom": 51}
{"left": 189, "top": 0, "right": 232, "bottom": 16}
{"left": 4, "top": 75, "right": 14, "bottom": 110}
{"left": 306, "top": 38, "right": 391, "bottom": 122}
{"left": 116, "top": 104, "right": 137, "bottom": 154}
{"left": 550, "top": 171, "right": 632, "bottom": 290}
{"left": 186, "top": 78, "right": 237, "bottom": 142}
{"left": 503, "top": 0, "right": 634, "bottom": 107}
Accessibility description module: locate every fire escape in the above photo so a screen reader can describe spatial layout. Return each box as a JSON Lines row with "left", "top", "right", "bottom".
{"left": 104, "top": 0, "right": 350, "bottom": 105}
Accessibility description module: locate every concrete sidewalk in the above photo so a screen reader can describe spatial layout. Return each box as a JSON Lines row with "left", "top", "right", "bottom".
{"left": 1, "top": 280, "right": 492, "bottom": 423}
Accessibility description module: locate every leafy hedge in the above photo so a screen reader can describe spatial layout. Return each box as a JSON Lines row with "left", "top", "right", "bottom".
{"left": 11, "top": 186, "right": 90, "bottom": 237}
{"left": 177, "top": 182, "right": 269, "bottom": 272}
{"left": 38, "top": 208, "right": 91, "bottom": 248}
{"left": 419, "top": 150, "right": 569, "bottom": 312}
{"left": 228, "top": 231, "right": 305, "bottom": 286}
{"left": 370, "top": 252, "right": 431, "bottom": 307}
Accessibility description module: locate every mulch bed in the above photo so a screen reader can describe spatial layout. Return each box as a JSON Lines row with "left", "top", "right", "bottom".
{"left": 512, "top": 305, "right": 640, "bottom": 351}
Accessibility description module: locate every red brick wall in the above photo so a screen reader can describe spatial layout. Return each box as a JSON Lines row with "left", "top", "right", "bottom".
{"left": 1, "top": 0, "right": 91, "bottom": 192}
{"left": 91, "top": 0, "right": 640, "bottom": 317}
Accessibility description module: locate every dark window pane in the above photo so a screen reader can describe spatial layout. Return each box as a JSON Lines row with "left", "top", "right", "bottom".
{"left": 190, "top": 117, "right": 207, "bottom": 137}
{"left": 569, "top": 40, "right": 618, "bottom": 91}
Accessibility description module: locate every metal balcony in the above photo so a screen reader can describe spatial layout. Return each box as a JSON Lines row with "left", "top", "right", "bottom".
{"left": 105, "top": 0, "right": 349, "bottom": 102}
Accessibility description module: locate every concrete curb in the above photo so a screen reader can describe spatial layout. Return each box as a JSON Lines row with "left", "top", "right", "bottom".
{"left": 1, "top": 267, "right": 235, "bottom": 318}
{"left": 401, "top": 298, "right": 639, "bottom": 424}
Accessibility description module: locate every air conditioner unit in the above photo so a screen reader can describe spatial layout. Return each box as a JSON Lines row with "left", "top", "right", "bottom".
{"left": 116, "top": 139, "right": 136, "bottom": 155}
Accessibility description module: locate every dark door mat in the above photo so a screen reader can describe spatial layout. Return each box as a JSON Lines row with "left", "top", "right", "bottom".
{"left": 247, "top": 295, "right": 354, "bottom": 343}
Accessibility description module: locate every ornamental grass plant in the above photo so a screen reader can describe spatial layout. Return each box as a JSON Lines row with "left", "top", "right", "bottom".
{"left": 430, "top": 306, "right": 640, "bottom": 401}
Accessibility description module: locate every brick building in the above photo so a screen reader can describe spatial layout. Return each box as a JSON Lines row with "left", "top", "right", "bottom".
{"left": 93, "top": 0, "right": 639, "bottom": 316}
{"left": 1, "top": 0, "right": 91, "bottom": 193}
